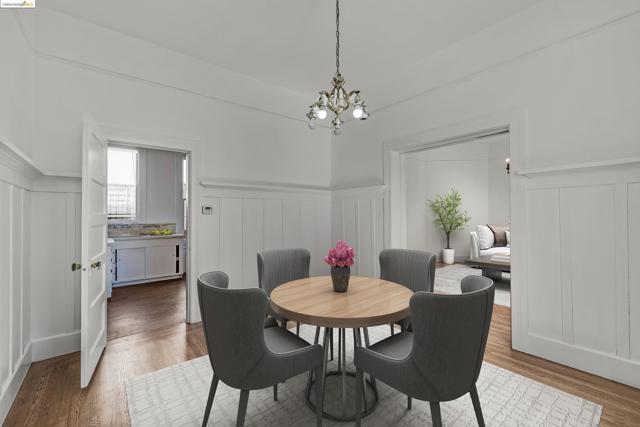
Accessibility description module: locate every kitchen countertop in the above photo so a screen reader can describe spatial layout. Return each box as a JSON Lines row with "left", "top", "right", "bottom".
{"left": 108, "top": 234, "right": 185, "bottom": 241}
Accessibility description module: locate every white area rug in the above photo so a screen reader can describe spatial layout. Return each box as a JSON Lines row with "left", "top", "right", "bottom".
{"left": 435, "top": 264, "right": 511, "bottom": 307}
{"left": 126, "top": 326, "right": 601, "bottom": 427}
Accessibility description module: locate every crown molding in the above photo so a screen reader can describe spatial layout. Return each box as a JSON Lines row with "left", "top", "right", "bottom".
{"left": 0, "top": 138, "right": 43, "bottom": 182}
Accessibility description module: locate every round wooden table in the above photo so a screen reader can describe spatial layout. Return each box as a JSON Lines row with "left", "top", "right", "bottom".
{"left": 270, "top": 275, "right": 412, "bottom": 421}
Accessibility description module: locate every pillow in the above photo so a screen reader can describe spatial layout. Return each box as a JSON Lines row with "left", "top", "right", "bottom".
{"left": 506, "top": 230, "right": 511, "bottom": 246}
{"left": 476, "top": 225, "right": 494, "bottom": 250}
{"left": 488, "top": 224, "right": 509, "bottom": 247}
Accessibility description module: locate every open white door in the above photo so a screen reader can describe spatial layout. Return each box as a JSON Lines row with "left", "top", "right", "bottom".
{"left": 80, "top": 116, "right": 108, "bottom": 388}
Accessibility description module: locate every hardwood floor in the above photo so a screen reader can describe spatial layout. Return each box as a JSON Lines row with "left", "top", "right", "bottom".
{"left": 5, "top": 298, "right": 640, "bottom": 425}
{"left": 107, "top": 278, "right": 186, "bottom": 340}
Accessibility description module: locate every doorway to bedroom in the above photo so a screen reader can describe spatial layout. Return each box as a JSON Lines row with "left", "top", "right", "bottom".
{"left": 402, "top": 132, "right": 512, "bottom": 308}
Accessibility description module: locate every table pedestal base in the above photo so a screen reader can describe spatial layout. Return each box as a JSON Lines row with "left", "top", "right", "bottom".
{"left": 305, "top": 327, "right": 379, "bottom": 421}
{"left": 306, "top": 372, "right": 378, "bottom": 421}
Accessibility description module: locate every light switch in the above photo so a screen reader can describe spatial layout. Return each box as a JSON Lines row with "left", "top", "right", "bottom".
{"left": 202, "top": 205, "right": 214, "bottom": 215}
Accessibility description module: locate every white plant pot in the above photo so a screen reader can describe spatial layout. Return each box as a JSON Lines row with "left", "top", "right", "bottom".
{"left": 442, "top": 248, "right": 455, "bottom": 264}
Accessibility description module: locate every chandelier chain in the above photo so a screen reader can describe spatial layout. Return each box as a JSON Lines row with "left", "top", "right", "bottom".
{"left": 335, "top": 0, "right": 340, "bottom": 73}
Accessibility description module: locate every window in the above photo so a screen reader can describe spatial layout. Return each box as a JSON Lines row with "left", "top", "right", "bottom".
{"left": 108, "top": 147, "right": 138, "bottom": 220}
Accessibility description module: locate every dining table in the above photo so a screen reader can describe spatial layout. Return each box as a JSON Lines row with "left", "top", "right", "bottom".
{"left": 270, "top": 275, "right": 413, "bottom": 421}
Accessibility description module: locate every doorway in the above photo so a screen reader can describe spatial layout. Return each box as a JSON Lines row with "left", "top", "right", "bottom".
{"left": 383, "top": 111, "right": 526, "bottom": 348}
{"left": 402, "top": 133, "right": 512, "bottom": 307}
{"left": 105, "top": 144, "right": 189, "bottom": 340}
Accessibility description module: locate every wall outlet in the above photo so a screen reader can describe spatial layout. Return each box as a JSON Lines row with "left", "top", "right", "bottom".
{"left": 202, "top": 205, "right": 213, "bottom": 215}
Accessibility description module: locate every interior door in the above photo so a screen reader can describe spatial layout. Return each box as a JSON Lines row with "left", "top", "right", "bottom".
{"left": 80, "top": 116, "right": 108, "bottom": 388}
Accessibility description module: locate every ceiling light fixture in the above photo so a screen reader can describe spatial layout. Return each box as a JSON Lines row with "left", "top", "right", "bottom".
{"left": 306, "top": 0, "right": 368, "bottom": 135}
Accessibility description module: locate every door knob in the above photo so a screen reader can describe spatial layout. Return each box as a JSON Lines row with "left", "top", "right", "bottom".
{"left": 91, "top": 261, "right": 102, "bottom": 269}
{"left": 71, "top": 262, "right": 82, "bottom": 271}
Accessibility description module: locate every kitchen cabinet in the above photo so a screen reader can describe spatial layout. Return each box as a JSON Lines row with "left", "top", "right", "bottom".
{"left": 109, "top": 235, "right": 185, "bottom": 287}
{"left": 146, "top": 245, "right": 179, "bottom": 278}
{"left": 116, "top": 248, "right": 146, "bottom": 282}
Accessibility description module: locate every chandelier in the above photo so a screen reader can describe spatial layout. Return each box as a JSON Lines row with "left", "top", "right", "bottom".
{"left": 306, "top": 0, "right": 368, "bottom": 135}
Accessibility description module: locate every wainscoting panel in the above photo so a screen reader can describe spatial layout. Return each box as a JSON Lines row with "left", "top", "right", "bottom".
{"left": 0, "top": 153, "right": 33, "bottom": 424}
{"left": 560, "top": 186, "right": 617, "bottom": 354}
{"left": 526, "top": 188, "right": 563, "bottom": 341}
{"left": 521, "top": 165, "right": 640, "bottom": 387}
{"left": 629, "top": 182, "right": 640, "bottom": 361}
{"left": 199, "top": 183, "right": 332, "bottom": 288}
{"left": 29, "top": 189, "right": 82, "bottom": 360}
{"left": 332, "top": 186, "right": 385, "bottom": 278}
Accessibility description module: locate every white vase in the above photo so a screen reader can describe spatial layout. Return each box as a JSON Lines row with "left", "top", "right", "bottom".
{"left": 442, "top": 248, "right": 455, "bottom": 264}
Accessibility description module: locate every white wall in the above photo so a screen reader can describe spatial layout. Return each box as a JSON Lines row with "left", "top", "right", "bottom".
{"left": 198, "top": 184, "right": 332, "bottom": 289}
{"left": 28, "top": 8, "right": 331, "bottom": 184}
{"left": 404, "top": 141, "right": 488, "bottom": 258}
{"left": 0, "top": 8, "right": 334, "bottom": 383}
{"left": 487, "top": 138, "right": 511, "bottom": 224}
{"left": 0, "top": 12, "right": 34, "bottom": 159}
{"left": 330, "top": 1, "right": 640, "bottom": 387}
{"left": 0, "top": 13, "right": 34, "bottom": 424}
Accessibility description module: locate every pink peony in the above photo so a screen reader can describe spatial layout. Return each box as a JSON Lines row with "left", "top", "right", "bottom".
{"left": 324, "top": 240, "right": 356, "bottom": 268}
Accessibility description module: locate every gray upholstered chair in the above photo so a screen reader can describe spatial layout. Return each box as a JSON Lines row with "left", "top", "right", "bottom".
{"left": 354, "top": 275, "right": 495, "bottom": 427}
{"left": 257, "top": 248, "right": 310, "bottom": 331}
{"left": 379, "top": 249, "right": 437, "bottom": 333}
{"left": 198, "top": 271, "right": 325, "bottom": 427}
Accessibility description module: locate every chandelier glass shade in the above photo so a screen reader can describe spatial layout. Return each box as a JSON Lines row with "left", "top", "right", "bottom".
{"left": 307, "top": 0, "right": 368, "bottom": 135}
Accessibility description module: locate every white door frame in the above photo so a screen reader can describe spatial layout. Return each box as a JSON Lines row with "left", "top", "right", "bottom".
{"left": 96, "top": 122, "right": 202, "bottom": 323}
{"left": 382, "top": 108, "right": 528, "bottom": 350}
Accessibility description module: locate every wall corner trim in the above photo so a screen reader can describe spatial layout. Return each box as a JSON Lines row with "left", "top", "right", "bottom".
{"left": 0, "top": 343, "right": 32, "bottom": 425}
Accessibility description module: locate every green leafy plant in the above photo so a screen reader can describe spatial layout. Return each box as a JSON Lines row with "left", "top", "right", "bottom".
{"left": 427, "top": 189, "right": 471, "bottom": 249}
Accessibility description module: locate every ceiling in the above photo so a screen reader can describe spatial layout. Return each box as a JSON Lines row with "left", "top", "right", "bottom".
{"left": 41, "top": 0, "right": 540, "bottom": 106}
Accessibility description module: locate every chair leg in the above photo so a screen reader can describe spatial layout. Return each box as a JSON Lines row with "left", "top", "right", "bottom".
{"left": 314, "top": 366, "right": 324, "bottom": 427}
{"left": 329, "top": 330, "right": 334, "bottom": 361}
{"left": 273, "top": 384, "right": 278, "bottom": 401}
{"left": 429, "top": 402, "right": 442, "bottom": 427}
{"left": 407, "top": 395, "right": 412, "bottom": 410}
{"left": 470, "top": 383, "right": 485, "bottom": 427}
{"left": 390, "top": 323, "right": 395, "bottom": 336}
{"left": 355, "top": 369, "right": 364, "bottom": 427}
{"left": 362, "top": 329, "right": 378, "bottom": 393}
{"left": 296, "top": 322, "right": 300, "bottom": 336}
{"left": 236, "top": 389, "right": 250, "bottom": 427}
{"left": 201, "top": 375, "right": 218, "bottom": 427}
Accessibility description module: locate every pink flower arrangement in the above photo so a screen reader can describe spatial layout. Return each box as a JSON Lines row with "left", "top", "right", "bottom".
{"left": 324, "top": 240, "right": 355, "bottom": 268}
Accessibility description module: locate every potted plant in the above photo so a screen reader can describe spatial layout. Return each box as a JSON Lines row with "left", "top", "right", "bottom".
{"left": 324, "top": 240, "right": 355, "bottom": 292}
{"left": 428, "top": 189, "right": 471, "bottom": 264}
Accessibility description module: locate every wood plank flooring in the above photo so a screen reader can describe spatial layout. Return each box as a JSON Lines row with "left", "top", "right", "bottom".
{"left": 107, "top": 278, "right": 186, "bottom": 340}
{"left": 5, "top": 287, "right": 640, "bottom": 426}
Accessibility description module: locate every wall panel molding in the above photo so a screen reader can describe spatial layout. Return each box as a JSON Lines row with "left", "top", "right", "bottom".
{"left": 332, "top": 185, "right": 385, "bottom": 278}
{"left": 522, "top": 164, "right": 640, "bottom": 387}
{"left": 0, "top": 155, "right": 34, "bottom": 424}
{"left": 198, "top": 183, "right": 332, "bottom": 291}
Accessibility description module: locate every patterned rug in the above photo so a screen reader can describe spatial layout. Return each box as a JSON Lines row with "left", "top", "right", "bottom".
{"left": 126, "top": 326, "right": 601, "bottom": 427}
{"left": 435, "top": 264, "right": 511, "bottom": 307}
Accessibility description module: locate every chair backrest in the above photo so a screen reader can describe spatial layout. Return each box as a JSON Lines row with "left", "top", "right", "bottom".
{"left": 409, "top": 275, "right": 494, "bottom": 401}
{"left": 257, "top": 248, "right": 310, "bottom": 296}
{"left": 197, "top": 271, "right": 268, "bottom": 388}
{"left": 379, "top": 249, "right": 437, "bottom": 293}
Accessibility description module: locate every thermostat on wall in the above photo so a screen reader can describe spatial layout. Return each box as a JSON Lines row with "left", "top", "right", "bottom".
{"left": 202, "top": 205, "right": 214, "bottom": 215}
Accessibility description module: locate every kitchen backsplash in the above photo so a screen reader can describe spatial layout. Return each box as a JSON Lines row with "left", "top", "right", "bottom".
{"left": 108, "top": 223, "right": 177, "bottom": 237}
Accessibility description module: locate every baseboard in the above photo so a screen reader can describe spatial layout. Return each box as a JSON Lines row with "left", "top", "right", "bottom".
{"left": 0, "top": 343, "right": 32, "bottom": 425}
{"left": 31, "top": 330, "right": 80, "bottom": 362}
{"left": 527, "top": 333, "right": 640, "bottom": 389}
